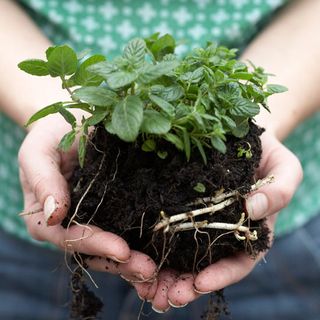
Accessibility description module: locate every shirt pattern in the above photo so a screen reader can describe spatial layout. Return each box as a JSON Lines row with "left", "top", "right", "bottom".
{"left": 1, "top": 0, "right": 319, "bottom": 243}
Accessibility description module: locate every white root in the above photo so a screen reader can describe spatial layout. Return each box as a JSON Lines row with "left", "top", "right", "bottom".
{"left": 153, "top": 175, "right": 275, "bottom": 238}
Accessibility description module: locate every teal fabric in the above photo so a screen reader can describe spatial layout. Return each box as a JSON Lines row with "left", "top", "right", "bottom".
{"left": 2, "top": 0, "right": 318, "bottom": 242}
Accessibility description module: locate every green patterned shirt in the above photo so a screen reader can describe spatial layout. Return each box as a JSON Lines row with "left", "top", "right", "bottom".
{"left": 1, "top": 0, "right": 319, "bottom": 243}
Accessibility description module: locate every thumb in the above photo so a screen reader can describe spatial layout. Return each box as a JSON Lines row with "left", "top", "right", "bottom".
{"left": 246, "top": 134, "right": 303, "bottom": 220}
{"left": 19, "top": 130, "right": 71, "bottom": 226}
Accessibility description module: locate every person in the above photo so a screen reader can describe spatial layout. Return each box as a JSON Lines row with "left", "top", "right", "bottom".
{"left": 0, "top": 0, "right": 319, "bottom": 319}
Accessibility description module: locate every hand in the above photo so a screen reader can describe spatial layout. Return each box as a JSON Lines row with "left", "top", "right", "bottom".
{"left": 133, "top": 130, "right": 303, "bottom": 312}
{"left": 18, "top": 116, "right": 157, "bottom": 281}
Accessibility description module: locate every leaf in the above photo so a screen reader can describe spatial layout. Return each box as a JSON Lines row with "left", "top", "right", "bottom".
{"left": 142, "top": 139, "right": 156, "bottom": 152}
{"left": 86, "top": 110, "right": 109, "bottom": 126}
{"left": 193, "top": 182, "right": 206, "bottom": 193}
{"left": 138, "top": 60, "right": 179, "bottom": 83}
{"left": 87, "top": 61, "right": 118, "bottom": 79}
{"left": 78, "top": 135, "right": 87, "bottom": 168}
{"left": 149, "top": 94, "right": 175, "bottom": 117}
{"left": 164, "top": 133, "right": 184, "bottom": 151}
{"left": 123, "top": 38, "right": 146, "bottom": 68}
{"left": 45, "top": 46, "right": 56, "bottom": 59}
{"left": 58, "top": 130, "right": 76, "bottom": 151}
{"left": 230, "top": 98, "right": 260, "bottom": 117}
{"left": 47, "top": 45, "right": 78, "bottom": 77}
{"left": 74, "top": 54, "right": 106, "bottom": 86}
{"left": 18, "top": 59, "right": 49, "bottom": 76}
{"left": 180, "top": 67, "right": 203, "bottom": 83}
{"left": 112, "top": 95, "right": 144, "bottom": 142}
{"left": 182, "top": 129, "right": 191, "bottom": 161}
{"left": 107, "top": 71, "right": 138, "bottom": 89}
{"left": 231, "top": 118, "right": 250, "bottom": 138}
{"left": 157, "top": 150, "right": 168, "bottom": 159}
{"left": 150, "top": 34, "right": 175, "bottom": 61}
{"left": 25, "top": 102, "right": 63, "bottom": 126}
{"left": 230, "top": 72, "right": 252, "bottom": 80}
{"left": 210, "top": 136, "right": 226, "bottom": 154}
{"left": 266, "top": 84, "right": 288, "bottom": 94}
{"left": 141, "top": 110, "right": 171, "bottom": 134}
{"left": 58, "top": 108, "right": 76, "bottom": 128}
{"left": 73, "top": 87, "right": 118, "bottom": 107}
{"left": 150, "top": 84, "right": 184, "bottom": 102}
{"left": 192, "top": 137, "right": 207, "bottom": 165}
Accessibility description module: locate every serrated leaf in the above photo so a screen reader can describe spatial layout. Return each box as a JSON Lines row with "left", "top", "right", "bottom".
{"left": 141, "top": 139, "right": 156, "bottom": 152}
{"left": 73, "top": 87, "right": 118, "bottom": 107}
{"left": 230, "top": 98, "right": 260, "bottom": 117}
{"left": 78, "top": 135, "right": 87, "bottom": 167}
{"left": 74, "top": 54, "right": 106, "bottom": 86}
{"left": 150, "top": 34, "right": 175, "bottom": 61}
{"left": 266, "top": 84, "right": 288, "bottom": 94}
{"left": 138, "top": 60, "right": 179, "bottom": 83}
{"left": 141, "top": 110, "right": 171, "bottom": 134}
{"left": 58, "top": 108, "right": 76, "bottom": 127}
{"left": 25, "top": 102, "right": 63, "bottom": 126}
{"left": 58, "top": 130, "right": 76, "bottom": 152}
{"left": 210, "top": 136, "right": 226, "bottom": 154}
{"left": 107, "top": 71, "right": 138, "bottom": 89}
{"left": 87, "top": 61, "right": 118, "bottom": 79}
{"left": 112, "top": 95, "right": 144, "bottom": 142}
{"left": 164, "top": 133, "right": 184, "bottom": 151}
{"left": 149, "top": 94, "right": 175, "bottom": 117}
{"left": 123, "top": 38, "right": 146, "bottom": 68}
{"left": 150, "top": 84, "right": 184, "bottom": 102}
{"left": 18, "top": 59, "right": 49, "bottom": 76}
{"left": 47, "top": 45, "right": 78, "bottom": 77}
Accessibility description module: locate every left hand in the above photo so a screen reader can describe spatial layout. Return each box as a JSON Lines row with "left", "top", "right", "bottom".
{"left": 132, "top": 130, "right": 302, "bottom": 312}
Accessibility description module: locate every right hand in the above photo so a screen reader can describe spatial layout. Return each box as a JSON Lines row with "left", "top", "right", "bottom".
{"left": 18, "top": 115, "right": 157, "bottom": 282}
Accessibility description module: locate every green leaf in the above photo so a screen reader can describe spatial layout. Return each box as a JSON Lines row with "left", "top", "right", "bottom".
{"left": 86, "top": 110, "right": 109, "bottom": 126}
{"left": 210, "top": 136, "right": 227, "bottom": 154}
{"left": 73, "top": 87, "right": 118, "bottom": 107}
{"left": 87, "top": 61, "right": 118, "bottom": 79}
{"left": 192, "top": 137, "right": 207, "bottom": 165}
{"left": 230, "top": 98, "right": 260, "bottom": 117}
{"left": 74, "top": 54, "right": 106, "bottom": 86}
{"left": 180, "top": 67, "right": 203, "bottom": 83}
{"left": 150, "top": 84, "right": 184, "bottom": 102}
{"left": 193, "top": 182, "right": 206, "bottom": 193}
{"left": 157, "top": 150, "right": 168, "bottom": 159}
{"left": 78, "top": 135, "right": 87, "bottom": 168}
{"left": 141, "top": 139, "right": 156, "bottom": 152}
{"left": 107, "top": 71, "right": 138, "bottom": 89}
{"left": 231, "top": 118, "right": 250, "bottom": 138}
{"left": 112, "top": 95, "right": 144, "bottom": 142}
{"left": 149, "top": 94, "right": 175, "bottom": 117}
{"left": 164, "top": 133, "right": 184, "bottom": 151}
{"left": 266, "top": 84, "right": 288, "bottom": 94}
{"left": 182, "top": 129, "right": 191, "bottom": 161}
{"left": 141, "top": 110, "right": 171, "bottom": 134}
{"left": 47, "top": 45, "right": 78, "bottom": 77}
{"left": 138, "top": 60, "right": 179, "bottom": 83}
{"left": 18, "top": 59, "right": 49, "bottom": 76}
{"left": 230, "top": 72, "right": 252, "bottom": 80}
{"left": 58, "top": 130, "right": 76, "bottom": 151}
{"left": 123, "top": 38, "right": 146, "bottom": 68}
{"left": 25, "top": 102, "right": 63, "bottom": 126}
{"left": 58, "top": 108, "right": 76, "bottom": 128}
{"left": 150, "top": 34, "right": 175, "bottom": 61}
{"left": 45, "top": 46, "right": 56, "bottom": 59}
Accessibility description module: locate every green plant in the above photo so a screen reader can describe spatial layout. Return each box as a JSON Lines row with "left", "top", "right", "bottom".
{"left": 18, "top": 33, "right": 286, "bottom": 167}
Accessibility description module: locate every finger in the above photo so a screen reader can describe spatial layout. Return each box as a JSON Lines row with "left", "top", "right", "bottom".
{"left": 133, "top": 280, "right": 158, "bottom": 301}
{"left": 167, "top": 273, "right": 199, "bottom": 307}
{"left": 19, "top": 137, "right": 71, "bottom": 225}
{"left": 151, "top": 269, "right": 178, "bottom": 313}
{"left": 246, "top": 134, "right": 302, "bottom": 220}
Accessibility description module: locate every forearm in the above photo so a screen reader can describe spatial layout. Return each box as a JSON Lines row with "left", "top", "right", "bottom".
{"left": 0, "top": 0, "right": 69, "bottom": 127}
{"left": 241, "top": 0, "right": 320, "bottom": 140}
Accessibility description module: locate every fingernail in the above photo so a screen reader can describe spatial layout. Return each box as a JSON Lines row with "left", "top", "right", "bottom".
{"left": 152, "top": 306, "right": 170, "bottom": 313}
{"left": 168, "top": 300, "right": 188, "bottom": 308}
{"left": 108, "top": 255, "right": 130, "bottom": 264}
{"left": 194, "top": 288, "right": 212, "bottom": 294}
{"left": 44, "top": 195, "right": 57, "bottom": 223}
{"left": 246, "top": 193, "right": 268, "bottom": 220}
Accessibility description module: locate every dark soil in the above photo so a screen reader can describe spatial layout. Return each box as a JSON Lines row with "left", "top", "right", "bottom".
{"left": 64, "top": 121, "right": 270, "bottom": 319}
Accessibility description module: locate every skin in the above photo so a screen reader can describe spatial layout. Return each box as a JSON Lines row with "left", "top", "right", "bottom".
{"left": 1, "top": 0, "right": 319, "bottom": 313}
